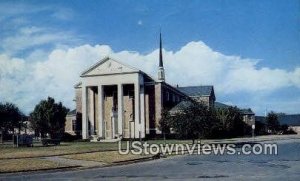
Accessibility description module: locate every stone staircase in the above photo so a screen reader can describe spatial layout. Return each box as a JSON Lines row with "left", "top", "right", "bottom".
{"left": 90, "top": 135, "right": 122, "bottom": 142}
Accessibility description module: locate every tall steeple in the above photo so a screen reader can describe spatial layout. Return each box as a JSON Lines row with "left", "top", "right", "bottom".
{"left": 158, "top": 32, "right": 165, "bottom": 82}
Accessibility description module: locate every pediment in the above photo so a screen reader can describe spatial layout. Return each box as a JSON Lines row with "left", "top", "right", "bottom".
{"left": 81, "top": 57, "right": 139, "bottom": 76}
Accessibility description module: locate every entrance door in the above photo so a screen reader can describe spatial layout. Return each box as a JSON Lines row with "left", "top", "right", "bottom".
{"left": 106, "top": 112, "right": 119, "bottom": 139}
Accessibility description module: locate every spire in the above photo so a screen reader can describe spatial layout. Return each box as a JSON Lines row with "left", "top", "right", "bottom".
{"left": 159, "top": 32, "right": 163, "bottom": 67}
{"left": 158, "top": 31, "right": 165, "bottom": 82}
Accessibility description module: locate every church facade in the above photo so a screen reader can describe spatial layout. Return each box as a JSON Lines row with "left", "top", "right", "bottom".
{"left": 69, "top": 35, "right": 216, "bottom": 140}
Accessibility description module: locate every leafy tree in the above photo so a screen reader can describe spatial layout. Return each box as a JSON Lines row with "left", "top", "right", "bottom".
{"left": 159, "top": 109, "right": 172, "bottom": 140}
{"left": 214, "top": 106, "right": 247, "bottom": 137}
{"left": 169, "top": 101, "right": 215, "bottom": 143}
{"left": 254, "top": 120, "right": 267, "bottom": 135}
{"left": 266, "top": 111, "right": 280, "bottom": 133}
{"left": 160, "top": 102, "right": 252, "bottom": 141}
{"left": 0, "top": 102, "right": 24, "bottom": 135}
{"left": 280, "top": 124, "right": 289, "bottom": 132}
{"left": 29, "top": 97, "right": 69, "bottom": 139}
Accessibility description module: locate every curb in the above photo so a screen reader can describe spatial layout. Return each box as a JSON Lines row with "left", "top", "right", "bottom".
{"left": 70, "top": 156, "right": 156, "bottom": 171}
{"left": 0, "top": 165, "right": 80, "bottom": 175}
{"left": 112, "top": 156, "right": 155, "bottom": 165}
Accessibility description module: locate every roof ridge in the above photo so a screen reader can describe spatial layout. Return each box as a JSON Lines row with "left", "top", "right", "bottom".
{"left": 179, "top": 85, "right": 213, "bottom": 88}
{"left": 80, "top": 56, "right": 140, "bottom": 77}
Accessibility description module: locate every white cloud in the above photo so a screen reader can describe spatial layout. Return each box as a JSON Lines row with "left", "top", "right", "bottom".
{"left": 51, "top": 8, "right": 74, "bottom": 20}
{"left": 0, "top": 41, "right": 299, "bottom": 114}
{"left": 0, "top": 2, "right": 78, "bottom": 55}
{"left": 0, "top": 2, "right": 73, "bottom": 22}
{"left": 0, "top": 54, "right": 25, "bottom": 75}
{"left": 0, "top": 3, "right": 42, "bottom": 22}
{"left": 2, "top": 26, "right": 79, "bottom": 54}
{"left": 291, "top": 68, "right": 300, "bottom": 86}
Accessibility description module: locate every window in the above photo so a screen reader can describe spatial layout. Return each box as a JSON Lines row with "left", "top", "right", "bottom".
{"left": 72, "top": 119, "right": 76, "bottom": 131}
{"left": 176, "top": 95, "right": 180, "bottom": 102}
{"left": 166, "top": 91, "right": 170, "bottom": 101}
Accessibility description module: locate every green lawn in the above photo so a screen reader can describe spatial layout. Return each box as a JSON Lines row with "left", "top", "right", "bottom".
{"left": 64, "top": 151, "right": 150, "bottom": 164}
{"left": 146, "top": 139, "right": 194, "bottom": 145}
{"left": 0, "top": 158, "right": 70, "bottom": 173}
{"left": 0, "top": 141, "right": 120, "bottom": 159}
{"left": 0, "top": 139, "right": 196, "bottom": 159}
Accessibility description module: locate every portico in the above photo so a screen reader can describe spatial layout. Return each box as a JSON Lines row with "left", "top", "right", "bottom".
{"left": 80, "top": 57, "right": 146, "bottom": 140}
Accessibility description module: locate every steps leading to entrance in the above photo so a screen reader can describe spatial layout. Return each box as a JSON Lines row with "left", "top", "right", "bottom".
{"left": 90, "top": 135, "right": 121, "bottom": 142}
{"left": 99, "top": 138, "right": 121, "bottom": 142}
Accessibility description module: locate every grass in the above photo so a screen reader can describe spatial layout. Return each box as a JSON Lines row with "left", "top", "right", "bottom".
{"left": 0, "top": 141, "right": 120, "bottom": 159}
{"left": 146, "top": 139, "right": 193, "bottom": 145}
{"left": 0, "top": 142, "right": 125, "bottom": 173}
{"left": 0, "top": 140, "right": 195, "bottom": 159}
{"left": 0, "top": 138, "right": 249, "bottom": 160}
{"left": 0, "top": 158, "right": 69, "bottom": 173}
{"left": 64, "top": 151, "right": 150, "bottom": 164}
{"left": 0, "top": 139, "right": 211, "bottom": 173}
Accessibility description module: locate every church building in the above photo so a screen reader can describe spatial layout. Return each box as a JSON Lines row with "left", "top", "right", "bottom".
{"left": 67, "top": 34, "right": 216, "bottom": 140}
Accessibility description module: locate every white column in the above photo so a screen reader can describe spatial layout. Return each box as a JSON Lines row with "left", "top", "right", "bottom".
{"left": 82, "top": 86, "right": 88, "bottom": 139}
{"left": 134, "top": 82, "right": 140, "bottom": 138}
{"left": 89, "top": 88, "right": 95, "bottom": 135}
{"left": 117, "top": 84, "right": 123, "bottom": 137}
{"left": 111, "top": 113, "right": 115, "bottom": 139}
{"left": 140, "top": 85, "right": 145, "bottom": 138}
{"left": 98, "top": 85, "right": 104, "bottom": 138}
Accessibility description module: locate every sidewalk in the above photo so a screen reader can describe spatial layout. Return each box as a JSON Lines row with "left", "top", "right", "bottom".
{"left": 41, "top": 156, "right": 105, "bottom": 167}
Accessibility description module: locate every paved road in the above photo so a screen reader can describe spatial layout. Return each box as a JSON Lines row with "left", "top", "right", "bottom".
{"left": 1, "top": 139, "right": 300, "bottom": 180}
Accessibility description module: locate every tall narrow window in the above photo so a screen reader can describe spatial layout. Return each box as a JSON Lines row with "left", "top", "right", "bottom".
{"left": 166, "top": 91, "right": 170, "bottom": 101}
{"left": 72, "top": 119, "right": 76, "bottom": 131}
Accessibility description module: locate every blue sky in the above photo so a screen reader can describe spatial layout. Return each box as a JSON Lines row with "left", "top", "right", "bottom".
{"left": 0, "top": 0, "right": 299, "bottom": 115}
